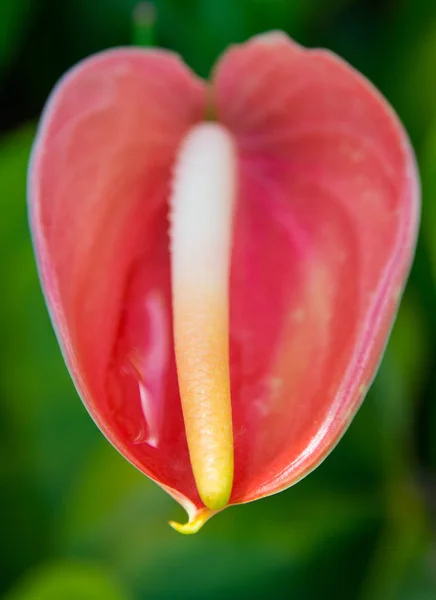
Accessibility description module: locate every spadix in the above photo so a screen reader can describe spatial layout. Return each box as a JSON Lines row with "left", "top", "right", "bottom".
{"left": 170, "top": 123, "right": 236, "bottom": 510}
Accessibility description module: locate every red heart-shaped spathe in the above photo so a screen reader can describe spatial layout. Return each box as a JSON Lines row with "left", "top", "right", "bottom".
{"left": 28, "top": 33, "right": 419, "bottom": 532}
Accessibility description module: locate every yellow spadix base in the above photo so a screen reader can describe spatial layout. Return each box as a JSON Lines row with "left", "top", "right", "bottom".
{"left": 170, "top": 123, "right": 237, "bottom": 511}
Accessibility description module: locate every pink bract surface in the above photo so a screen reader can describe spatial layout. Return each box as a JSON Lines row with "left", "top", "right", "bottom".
{"left": 28, "top": 33, "right": 419, "bottom": 520}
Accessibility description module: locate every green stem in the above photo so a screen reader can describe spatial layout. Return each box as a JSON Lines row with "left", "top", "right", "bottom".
{"left": 132, "top": 2, "right": 156, "bottom": 48}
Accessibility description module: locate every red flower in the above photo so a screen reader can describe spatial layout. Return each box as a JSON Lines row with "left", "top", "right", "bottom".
{"left": 28, "top": 33, "right": 419, "bottom": 533}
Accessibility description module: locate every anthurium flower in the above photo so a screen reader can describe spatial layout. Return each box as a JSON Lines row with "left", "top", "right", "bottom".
{"left": 28, "top": 32, "right": 419, "bottom": 533}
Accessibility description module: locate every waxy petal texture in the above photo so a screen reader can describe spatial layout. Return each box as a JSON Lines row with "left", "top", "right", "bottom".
{"left": 213, "top": 33, "right": 419, "bottom": 502}
{"left": 29, "top": 34, "right": 419, "bottom": 529}
{"left": 29, "top": 49, "right": 207, "bottom": 513}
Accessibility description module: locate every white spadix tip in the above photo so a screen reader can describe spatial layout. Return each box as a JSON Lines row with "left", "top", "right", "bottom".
{"left": 170, "top": 123, "right": 237, "bottom": 282}
{"left": 169, "top": 122, "right": 237, "bottom": 510}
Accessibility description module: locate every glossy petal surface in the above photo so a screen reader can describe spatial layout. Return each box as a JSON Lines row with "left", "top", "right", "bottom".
{"left": 29, "top": 49, "right": 207, "bottom": 509}
{"left": 29, "top": 34, "right": 419, "bottom": 521}
{"left": 214, "top": 34, "right": 419, "bottom": 502}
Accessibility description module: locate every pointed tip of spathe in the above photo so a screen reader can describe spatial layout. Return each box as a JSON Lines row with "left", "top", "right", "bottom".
{"left": 169, "top": 507, "right": 218, "bottom": 535}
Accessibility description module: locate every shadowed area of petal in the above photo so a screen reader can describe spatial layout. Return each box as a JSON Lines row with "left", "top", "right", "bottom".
{"left": 29, "top": 49, "right": 206, "bottom": 508}
{"left": 213, "top": 34, "right": 419, "bottom": 503}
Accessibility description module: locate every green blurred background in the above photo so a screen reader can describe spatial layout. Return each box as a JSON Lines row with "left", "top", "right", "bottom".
{"left": 1, "top": 0, "right": 436, "bottom": 598}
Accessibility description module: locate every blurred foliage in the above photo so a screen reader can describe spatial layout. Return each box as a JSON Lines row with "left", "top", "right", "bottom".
{"left": 2, "top": 563, "right": 131, "bottom": 600}
{"left": 1, "top": 1, "right": 436, "bottom": 599}
{"left": 0, "top": 0, "right": 33, "bottom": 71}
